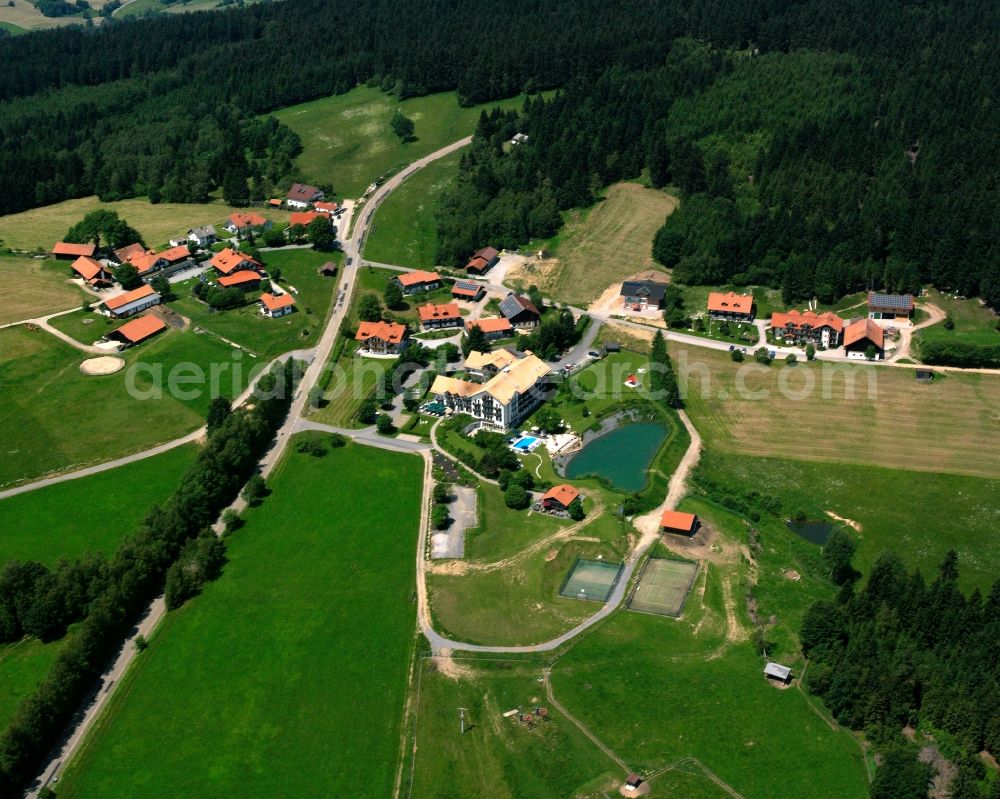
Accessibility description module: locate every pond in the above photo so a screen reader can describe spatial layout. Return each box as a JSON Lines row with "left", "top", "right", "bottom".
{"left": 565, "top": 422, "right": 667, "bottom": 493}
{"left": 785, "top": 519, "right": 833, "bottom": 545}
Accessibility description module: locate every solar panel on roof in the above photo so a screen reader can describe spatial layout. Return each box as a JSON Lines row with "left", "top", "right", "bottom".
{"left": 870, "top": 293, "right": 912, "bottom": 309}
{"left": 455, "top": 280, "right": 480, "bottom": 291}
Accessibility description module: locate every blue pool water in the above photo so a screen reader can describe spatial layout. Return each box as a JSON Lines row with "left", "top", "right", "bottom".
{"left": 512, "top": 436, "right": 539, "bottom": 451}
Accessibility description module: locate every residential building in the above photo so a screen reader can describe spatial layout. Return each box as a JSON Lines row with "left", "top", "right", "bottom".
{"left": 418, "top": 302, "right": 462, "bottom": 330}
{"left": 289, "top": 211, "right": 329, "bottom": 228}
{"left": 314, "top": 201, "right": 339, "bottom": 215}
{"left": 660, "top": 510, "right": 699, "bottom": 536}
{"left": 52, "top": 242, "right": 96, "bottom": 260}
{"left": 106, "top": 314, "right": 167, "bottom": 347}
{"left": 770, "top": 310, "right": 844, "bottom": 349}
{"left": 186, "top": 225, "right": 217, "bottom": 248}
{"left": 395, "top": 270, "right": 441, "bottom": 295}
{"left": 355, "top": 320, "right": 408, "bottom": 354}
{"left": 131, "top": 250, "right": 164, "bottom": 277}
{"left": 541, "top": 484, "right": 580, "bottom": 512}
{"left": 466, "top": 316, "right": 513, "bottom": 341}
{"left": 225, "top": 212, "right": 270, "bottom": 236}
{"left": 452, "top": 279, "right": 485, "bottom": 301}
{"left": 465, "top": 246, "right": 500, "bottom": 275}
{"left": 101, "top": 284, "right": 161, "bottom": 318}
{"left": 286, "top": 182, "right": 324, "bottom": 209}
{"left": 429, "top": 352, "right": 551, "bottom": 431}
{"left": 499, "top": 292, "right": 541, "bottom": 329}
{"left": 112, "top": 242, "right": 148, "bottom": 264}
{"left": 210, "top": 247, "right": 262, "bottom": 276}
{"left": 868, "top": 292, "right": 914, "bottom": 320}
{"left": 464, "top": 348, "right": 517, "bottom": 380}
{"left": 70, "top": 256, "right": 113, "bottom": 288}
{"left": 843, "top": 318, "right": 885, "bottom": 360}
{"left": 620, "top": 280, "right": 668, "bottom": 310}
{"left": 707, "top": 291, "right": 755, "bottom": 322}
{"left": 259, "top": 292, "right": 295, "bottom": 318}
{"left": 217, "top": 270, "right": 262, "bottom": 290}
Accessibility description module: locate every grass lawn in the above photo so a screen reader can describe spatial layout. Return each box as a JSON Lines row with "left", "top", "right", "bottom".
{"left": 407, "top": 658, "right": 619, "bottom": 798}
{"left": 0, "top": 637, "right": 65, "bottom": 732}
{"left": 917, "top": 288, "right": 1000, "bottom": 349}
{"left": 0, "top": 19, "right": 29, "bottom": 34}
{"left": 506, "top": 183, "right": 677, "bottom": 307}
{"left": 0, "top": 256, "right": 87, "bottom": 324}
{"left": 674, "top": 342, "right": 1000, "bottom": 479}
{"left": 271, "top": 86, "right": 533, "bottom": 199}
{"left": 310, "top": 341, "right": 392, "bottom": 427}
{"left": 57, "top": 439, "right": 423, "bottom": 798}
{"left": 0, "top": 443, "right": 198, "bottom": 567}
{"left": 464, "top": 483, "right": 569, "bottom": 561}
{"left": 683, "top": 318, "right": 759, "bottom": 346}
{"left": 363, "top": 148, "right": 464, "bottom": 268}
{"left": 0, "top": 326, "right": 208, "bottom": 487}
{"left": 0, "top": 196, "right": 290, "bottom": 252}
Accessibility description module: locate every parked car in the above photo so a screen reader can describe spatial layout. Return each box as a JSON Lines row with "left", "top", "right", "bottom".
{"left": 728, "top": 345, "right": 735, "bottom": 351}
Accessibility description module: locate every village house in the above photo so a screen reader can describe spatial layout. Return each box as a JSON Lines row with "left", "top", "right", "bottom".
{"left": 259, "top": 292, "right": 295, "bottom": 318}
{"left": 217, "top": 270, "right": 262, "bottom": 291}
{"left": 418, "top": 302, "right": 462, "bottom": 330}
{"left": 660, "top": 510, "right": 699, "bottom": 536}
{"left": 770, "top": 310, "right": 844, "bottom": 349}
{"left": 707, "top": 291, "right": 755, "bottom": 322}
{"left": 499, "top": 292, "right": 541, "bottom": 329}
{"left": 394, "top": 270, "right": 441, "bottom": 295}
{"left": 466, "top": 316, "right": 513, "bottom": 341}
{"left": 186, "top": 225, "right": 217, "bottom": 248}
{"left": 105, "top": 314, "right": 167, "bottom": 348}
{"left": 112, "top": 242, "right": 148, "bottom": 264}
{"left": 464, "top": 348, "right": 517, "bottom": 380}
{"left": 130, "top": 244, "right": 192, "bottom": 279}
{"left": 70, "top": 256, "right": 113, "bottom": 288}
{"left": 101, "top": 284, "right": 161, "bottom": 318}
{"left": 429, "top": 352, "right": 551, "bottom": 431}
{"left": 210, "top": 247, "right": 262, "bottom": 276}
{"left": 452, "top": 279, "right": 485, "bottom": 302}
{"left": 314, "top": 201, "right": 338, "bottom": 215}
{"left": 465, "top": 246, "right": 500, "bottom": 275}
{"left": 355, "top": 320, "right": 409, "bottom": 354}
{"left": 289, "top": 211, "right": 330, "bottom": 229}
{"left": 620, "top": 280, "right": 668, "bottom": 311}
{"left": 541, "top": 484, "right": 580, "bottom": 513}
{"left": 286, "top": 182, "right": 324, "bottom": 209}
{"left": 224, "top": 212, "right": 271, "bottom": 236}
{"left": 51, "top": 242, "right": 97, "bottom": 260}
{"left": 843, "top": 318, "right": 885, "bottom": 360}
{"left": 868, "top": 292, "right": 914, "bottom": 321}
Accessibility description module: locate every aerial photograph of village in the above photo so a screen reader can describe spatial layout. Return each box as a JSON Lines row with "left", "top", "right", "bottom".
{"left": 0, "top": 1, "right": 998, "bottom": 797}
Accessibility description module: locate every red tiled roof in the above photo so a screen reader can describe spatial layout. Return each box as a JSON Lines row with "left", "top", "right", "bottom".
{"left": 228, "top": 212, "right": 267, "bottom": 228}
{"left": 356, "top": 320, "right": 406, "bottom": 345}
{"left": 104, "top": 284, "right": 156, "bottom": 311}
{"left": 660, "top": 510, "right": 697, "bottom": 531}
{"left": 286, "top": 183, "right": 322, "bottom": 202}
{"left": 466, "top": 317, "right": 512, "bottom": 334}
{"left": 158, "top": 244, "right": 190, "bottom": 263}
{"left": 113, "top": 242, "right": 147, "bottom": 263}
{"left": 452, "top": 283, "right": 483, "bottom": 298}
{"left": 217, "top": 270, "right": 261, "bottom": 287}
{"left": 397, "top": 270, "right": 440, "bottom": 287}
{"left": 267, "top": 198, "right": 283, "bottom": 207}
{"left": 259, "top": 292, "right": 295, "bottom": 311}
{"left": 418, "top": 302, "right": 461, "bottom": 322}
{"left": 770, "top": 310, "right": 844, "bottom": 333}
{"left": 131, "top": 250, "right": 162, "bottom": 275}
{"left": 474, "top": 246, "right": 499, "bottom": 261}
{"left": 111, "top": 314, "right": 167, "bottom": 343}
{"left": 314, "top": 201, "right": 338, "bottom": 214}
{"left": 707, "top": 291, "right": 753, "bottom": 314}
{"left": 543, "top": 484, "right": 580, "bottom": 507}
{"left": 70, "top": 256, "right": 105, "bottom": 281}
{"left": 843, "top": 318, "right": 885, "bottom": 349}
{"left": 210, "top": 247, "right": 260, "bottom": 275}
{"left": 289, "top": 211, "right": 327, "bottom": 227}
{"left": 52, "top": 242, "right": 96, "bottom": 257}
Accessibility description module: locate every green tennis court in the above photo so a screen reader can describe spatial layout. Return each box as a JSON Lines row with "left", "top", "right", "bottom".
{"left": 559, "top": 559, "right": 623, "bottom": 602}
{"left": 628, "top": 558, "right": 698, "bottom": 617}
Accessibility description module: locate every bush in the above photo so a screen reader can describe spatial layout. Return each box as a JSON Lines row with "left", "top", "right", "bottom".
{"left": 242, "top": 474, "right": 267, "bottom": 505}
{"left": 504, "top": 484, "right": 530, "bottom": 509}
{"left": 567, "top": 498, "right": 585, "bottom": 521}
{"left": 295, "top": 436, "right": 327, "bottom": 457}
{"left": 357, "top": 398, "right": 378, "bottom": 424}
{"left": 805, "top": 343, "right": 816, "bottom": 360}
{"left": 431, "top": 504, "right": 450, "bottom": 530}
{"left": 730, "top": 349, "right": 744, "bottom": 362}
{"left": 785, "top": 353, "right": 797, "bottom": 364}
{"left": 433, "top": 482, "right": 452, "bottom": 503}
{"left": 376, "top": 413, "right": 394, "bottom": 434}
{"left": 329, "top": 433, "right": 347, "bottom": 448}
{"left": 164, "top": 531, "right": 226, "bottom": 610}
{"left": 754, "top": 347, "right": 772, "bottom": 364}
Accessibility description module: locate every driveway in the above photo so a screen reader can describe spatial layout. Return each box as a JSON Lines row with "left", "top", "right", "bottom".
{"left": 431, "top": 485, "right": 476, "bottom": 559}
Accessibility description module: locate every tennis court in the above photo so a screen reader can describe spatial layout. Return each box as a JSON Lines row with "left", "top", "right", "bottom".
{"left": 559, "top": 559, "right": 623, "bottom": 602}
{"left": 628, "top": 558, "right": 698, "bottom": 617}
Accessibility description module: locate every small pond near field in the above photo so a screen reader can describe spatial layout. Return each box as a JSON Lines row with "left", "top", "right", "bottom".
{"left": 564, "top": 422, "right": 667, "bottom": 492}
{"left": 785, "top": 520, "right": 833, "bottom": 545}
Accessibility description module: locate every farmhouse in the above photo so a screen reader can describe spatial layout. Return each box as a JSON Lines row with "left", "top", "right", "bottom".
{"left": 52, "top": 242, "right": 97, "bottom": 260}
{"left": 843, "top": 318, "right": 885, "bottom": 360}
{"left": 225, "top": 212, "right": 270, "bottom": 236}
{"left": 130, "top": 250, "right": 164, "bottom": 277}
{"left": 499, "top": 292, "right": 541, "bottom": 329}
{"left": 259, "top": 292, "right": 295, "bottom": 318}
{"left": 112, "top": 242, "right": 148, "bottom": 264}
{"left": 289, "top": 211, "right": 329, "bottom": 228}
{"left": 394, "top": 270, "right": 441, "bottom": 295}
{"left": 70, "top": 256, "right": 113, "bottom": 288}
{"left": 429, "top": 352, "right": 551, "bottom": 431}
{"left": 465, "top": 348, "right": 517, "bottom": 380}
{"left": 418, "top": 302, "right": 462, "bottom": 330}
{"left": 868, "top": 292, "right": 914, "bottom": 320}
{"left": 707, "top": 291, "right": 755, "bottom": 322}
{"left": 452, "top": 279, "right": 485, "bottom": 301}
{"left": 132, "top": 244, "right": 193, "bottom": 278}
{"left": 466, "top": 316, "right": 514, "bottom": 341}
{"left": 101, "top": 284, "right": 161, "bottom": 318}
{"left": 186, "top": 225, "right": 217, "bottom": 248}
{"left": 660, "top": 510, "right": 699, "bottom": 536}
{"left": 542, "top": 484, "right": 580, "bottom": 512}
{"left": 620, "top": 280, "right": 668, "bottom": 310}
{"left": 466, "top": 246, "right": 500, "bottom": 275}
{"left": 770, "top": 310, "right": 844, "bottom": 349}
{"left": 210, "top": 247, "right": 262, "bottom": 276}
{"left": 286, "top": 182, "right": 324, "bottom": 209}
{"left": 217, "top": 270, "right": 262, "bottom": 290}
{"left": 106, "top": 314, "right": 167, "bottom": 347}
{"left": 764, "top": 662, "right": 792, "bottom": 684}
{"left": 356, "top": 320, "right": 408, "bottom": 354}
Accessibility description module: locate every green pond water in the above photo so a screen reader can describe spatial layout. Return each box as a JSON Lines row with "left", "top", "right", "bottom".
{"left": 565, "top": 422, "right": 668, "bottom": 492}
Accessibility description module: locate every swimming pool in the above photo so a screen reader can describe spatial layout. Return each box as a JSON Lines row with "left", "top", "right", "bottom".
{"left": 511, "top": 435, "right": 541, "bottom": 452}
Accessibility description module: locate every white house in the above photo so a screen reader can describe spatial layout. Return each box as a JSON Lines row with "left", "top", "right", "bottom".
{"left": 286, "top": 182, "right": 324, "bottom": 209}
{"left": 186, "top": 225, "right": 217, "bottom": 248}
{"left": 259, "top": 292, "right": 295, "bottom": 318}
{"left": 101, "top": 284, "right": 162, "bottom": 318}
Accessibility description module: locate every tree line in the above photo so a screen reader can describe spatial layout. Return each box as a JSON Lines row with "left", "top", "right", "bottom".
{"left": 0, "top": 359, "right": 300, "bottom": 794}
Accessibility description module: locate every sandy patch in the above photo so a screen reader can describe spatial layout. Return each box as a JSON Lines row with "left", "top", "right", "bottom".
{"left": 825, "top": 510, "right": 862, "bottom": 532}
{"left": 430, "top": 650, "right": 475, "bottom": 681}
{"left": 80, "top": 356, "right": 125, "bottom": 375}
{"left": 784, "top": 569, "right": 801, "bottom": 581}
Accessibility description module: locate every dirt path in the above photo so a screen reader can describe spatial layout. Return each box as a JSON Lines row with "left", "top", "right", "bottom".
{"left": 892, "top": 302, "right": 945, "bottom": 361}
{"left": 543, "top": 668, "right": 630, "bottom": 773}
